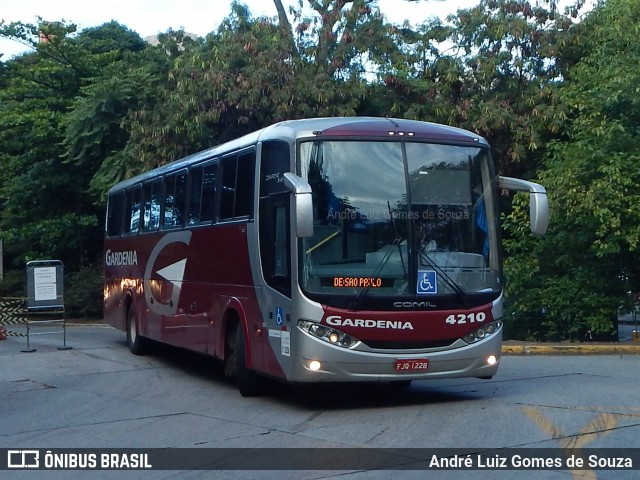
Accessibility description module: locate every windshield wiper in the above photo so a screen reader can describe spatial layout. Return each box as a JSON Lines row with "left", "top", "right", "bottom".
{"left": 349, "top": 201, "right": 410, "bottom": 310}
{"left": 387, "top": 200, "right": 407, "bottom": 278}
{"left": 348, "top": 235, "right": 405, "bottom": 311}
{"left": 417, "top": 250, "right": 470, "bottom": 308}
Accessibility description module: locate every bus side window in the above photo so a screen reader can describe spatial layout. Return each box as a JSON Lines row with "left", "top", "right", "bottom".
{"left": 125, "top": 187, "right": 142, "bottom": 234}
{"left": 142, "top": 181, "right": 161, "bottom": 232}
{"left": 188, "top": 166, "right": 204, "bottom": 225}
{"left": 162, "top": 172, "right": 187, "bottom": 229}
{"left": 273, "top": 205, "right": 288, "bottom": 277}
{"left": 163, "top": 175, "right": 176, "bottom": 229}
{"left": 174, "top": 172, "right": 187, "bottom": 226}
{"left": 220, "top": 150, "right": 255, "bottom": 220}
{"left": 235, "top": 152, "right": 255, "bottom": 218}
{"left": 107, "top": 192, "right": 125, "bottom": 236}
{"left": 259, "top": 196, "right": 290, "bottom": 296}
{"left": 220, "top": 157, "right": 237, "bottom": 220}
{"left": 200, "top": 163, "right": 217, "bottom": 222}
{"left": 259, "top": 140, "right": 291, "bottom": 296}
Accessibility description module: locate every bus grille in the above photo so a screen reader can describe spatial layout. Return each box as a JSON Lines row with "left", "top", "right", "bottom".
{"left": 362, "top": 339, "right": 456, "bottom": 350}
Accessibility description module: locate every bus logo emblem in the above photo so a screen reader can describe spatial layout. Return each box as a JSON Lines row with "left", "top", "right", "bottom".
{"left": 144, "top": 231, "right": 192, "bottom": 315}
{"left": 156, "top": 259, "right": 187, "bottom": 288}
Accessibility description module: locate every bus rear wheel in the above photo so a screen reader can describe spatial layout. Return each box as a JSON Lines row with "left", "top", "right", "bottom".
{"left": 126, "top": 307, "right": 147, "bottom": 355}
{"left": 234, "top": 324, "right": 264, "bottom": 397}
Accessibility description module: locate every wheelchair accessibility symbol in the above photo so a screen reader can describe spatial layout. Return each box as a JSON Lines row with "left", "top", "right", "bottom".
{"left": 417, "top": 270, "right": 437, "bottom": 295}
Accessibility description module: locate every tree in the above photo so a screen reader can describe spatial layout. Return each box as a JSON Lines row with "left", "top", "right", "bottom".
{"left": 74, "top": 21, "right": 146, "bottom": 54}
{"left": 114, "top": 2, "right": 364, "bottom": 179}
{"left": 62, "top": 31, "right": 172, "bottom": 199}
{"left": 0, "top": 21, "right": 94, "bottom": 269}
{"left": 503, "top": 0, "right": 640, "bottom": 339}
{"left": 377, "top": 0, "right": 585, "bottom": 178}
{"left": 0, "top": 20, "right": 150, "bottom": 315}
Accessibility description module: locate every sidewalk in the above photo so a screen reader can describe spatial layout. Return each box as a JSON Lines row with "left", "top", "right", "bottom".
{"left": 502, "top": 340, "right": 640, "bottom": 355}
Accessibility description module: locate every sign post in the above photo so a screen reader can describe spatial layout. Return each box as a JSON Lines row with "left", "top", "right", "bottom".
{"left": 23, "top": 260, "right": 71, "bottom": 352}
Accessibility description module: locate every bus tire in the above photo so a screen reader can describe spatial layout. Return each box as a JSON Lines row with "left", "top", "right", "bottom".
{"left": 234, "top": 324, "right": 264, "bottom": 397}
{"left": 126, "top": 306, "right": 147, "bottom": 355}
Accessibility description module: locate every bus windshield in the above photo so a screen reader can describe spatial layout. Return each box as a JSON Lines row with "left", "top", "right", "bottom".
{"left": 299, "top": 140, "right": 501, "bottom": 307}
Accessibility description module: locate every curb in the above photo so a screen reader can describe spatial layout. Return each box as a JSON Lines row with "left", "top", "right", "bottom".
{"left": 501, "top": 343, "right": 640, "bottom": 355}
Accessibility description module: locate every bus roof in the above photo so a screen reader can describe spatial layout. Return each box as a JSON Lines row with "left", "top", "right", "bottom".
{"left": 109, "top": 117, "right": 488, "bottom": 193}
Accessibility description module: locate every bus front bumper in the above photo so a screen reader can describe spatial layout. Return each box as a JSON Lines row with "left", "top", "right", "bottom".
{"left": 285, "top": 330, "right": 502, "bottom": 383}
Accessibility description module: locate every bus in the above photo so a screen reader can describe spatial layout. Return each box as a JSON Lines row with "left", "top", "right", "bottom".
{"left": 104, "top": 117, "right": 549, "bottom": 396}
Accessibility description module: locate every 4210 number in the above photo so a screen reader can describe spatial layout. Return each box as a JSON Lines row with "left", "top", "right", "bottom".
{"left": 445, "top": 312, "right": 486, "bottom": 325}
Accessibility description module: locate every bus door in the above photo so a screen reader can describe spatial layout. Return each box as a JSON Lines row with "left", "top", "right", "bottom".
{"left": 258, "top": 141, "right": 294, "bottom": 373}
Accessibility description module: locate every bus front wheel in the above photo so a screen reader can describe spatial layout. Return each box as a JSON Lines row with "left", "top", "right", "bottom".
{"left": 234, "top": 325, "right": 264, "bottom": 397}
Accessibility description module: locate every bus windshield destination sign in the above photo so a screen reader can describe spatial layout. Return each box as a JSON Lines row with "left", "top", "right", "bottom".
{"left": 333, "top": 277, "right": 383, "bottom": 288}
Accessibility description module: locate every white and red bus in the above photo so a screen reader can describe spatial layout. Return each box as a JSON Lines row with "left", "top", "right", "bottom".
{"left": 104, "top": 117, "right": 548, "bottom": 396}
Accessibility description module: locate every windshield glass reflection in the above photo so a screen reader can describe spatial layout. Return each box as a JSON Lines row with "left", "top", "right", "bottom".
{"left": 299, "top": 140, "right": 500, "bottom": 306}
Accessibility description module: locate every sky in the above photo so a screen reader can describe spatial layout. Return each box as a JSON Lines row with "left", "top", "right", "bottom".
{"left": 0, "top": 0, "right": 480, "bottom": 59}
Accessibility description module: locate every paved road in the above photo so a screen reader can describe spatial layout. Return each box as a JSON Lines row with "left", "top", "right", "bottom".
{"left": 1, "top": 324, "right": 639, "bottom": 479}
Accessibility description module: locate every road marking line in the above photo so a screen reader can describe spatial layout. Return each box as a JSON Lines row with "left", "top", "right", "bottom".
{"left": 522, "top": 406, "right": 620, "bottom": 480}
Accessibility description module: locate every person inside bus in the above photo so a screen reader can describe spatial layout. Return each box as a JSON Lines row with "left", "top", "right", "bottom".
{"left": 413, "top": 220, "right": 445, "bottom": 253}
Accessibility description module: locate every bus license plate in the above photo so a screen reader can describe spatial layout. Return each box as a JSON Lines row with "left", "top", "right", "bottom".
{"left": 394, "top": 359, "right": 429, "bottom": 372}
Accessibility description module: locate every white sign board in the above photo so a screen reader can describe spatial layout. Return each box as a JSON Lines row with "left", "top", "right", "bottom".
{"left": 26, "top": 260, "right": 63, "bottom": 308}
{"left": 33, "top": 267, "right": 58, "bottom": 301}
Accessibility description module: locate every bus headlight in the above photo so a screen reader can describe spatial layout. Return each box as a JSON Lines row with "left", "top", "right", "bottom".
{"left": 463, "top": 320, "right": 502, "bottom": 344}
{"left": 298, "top": 320, "right": 361, "bottom": 349}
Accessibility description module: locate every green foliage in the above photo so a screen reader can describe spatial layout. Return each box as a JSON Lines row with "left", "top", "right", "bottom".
{"left": 0, "top": 20, "right": 147, "bottom": 312}
{"left": 288, "top": 0, "right": 398, "bottom": 79}
{"left": 74, "top": 21, "right": 146, "bottom": 55}
{"left": 3, "top": 214, "right": 99, "bottom": 265}
{"left": 63, "top": 67, "right": 159, "bottom": 201}
{"left": 377, "top": 0, "right": 580, "bottom": 179}
{"left": 503, "top": 0, "right": 640, "bottom": 340}
{"left": 503, "top": 192, "right": 620, "bottom": 340}
{"left": 64, "top": 265, "right": 104, "bottom": 318}
{"left": 119, "top": 6, "right": 364, "bottom": 176}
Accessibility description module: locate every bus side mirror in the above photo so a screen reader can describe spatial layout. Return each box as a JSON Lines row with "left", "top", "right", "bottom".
{"left": 498, "top": 176, "right": 549, "bottom": 235}
{"left": 283, "top": 173, "right": 314, "bottom": 238}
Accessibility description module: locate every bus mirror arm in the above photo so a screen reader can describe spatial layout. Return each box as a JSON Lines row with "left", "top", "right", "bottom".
{"left": 498, "top": 176, "right": 549, "bottom": 235}
{"left": 283, "top": 173, "right": 314, "bottom": 238}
